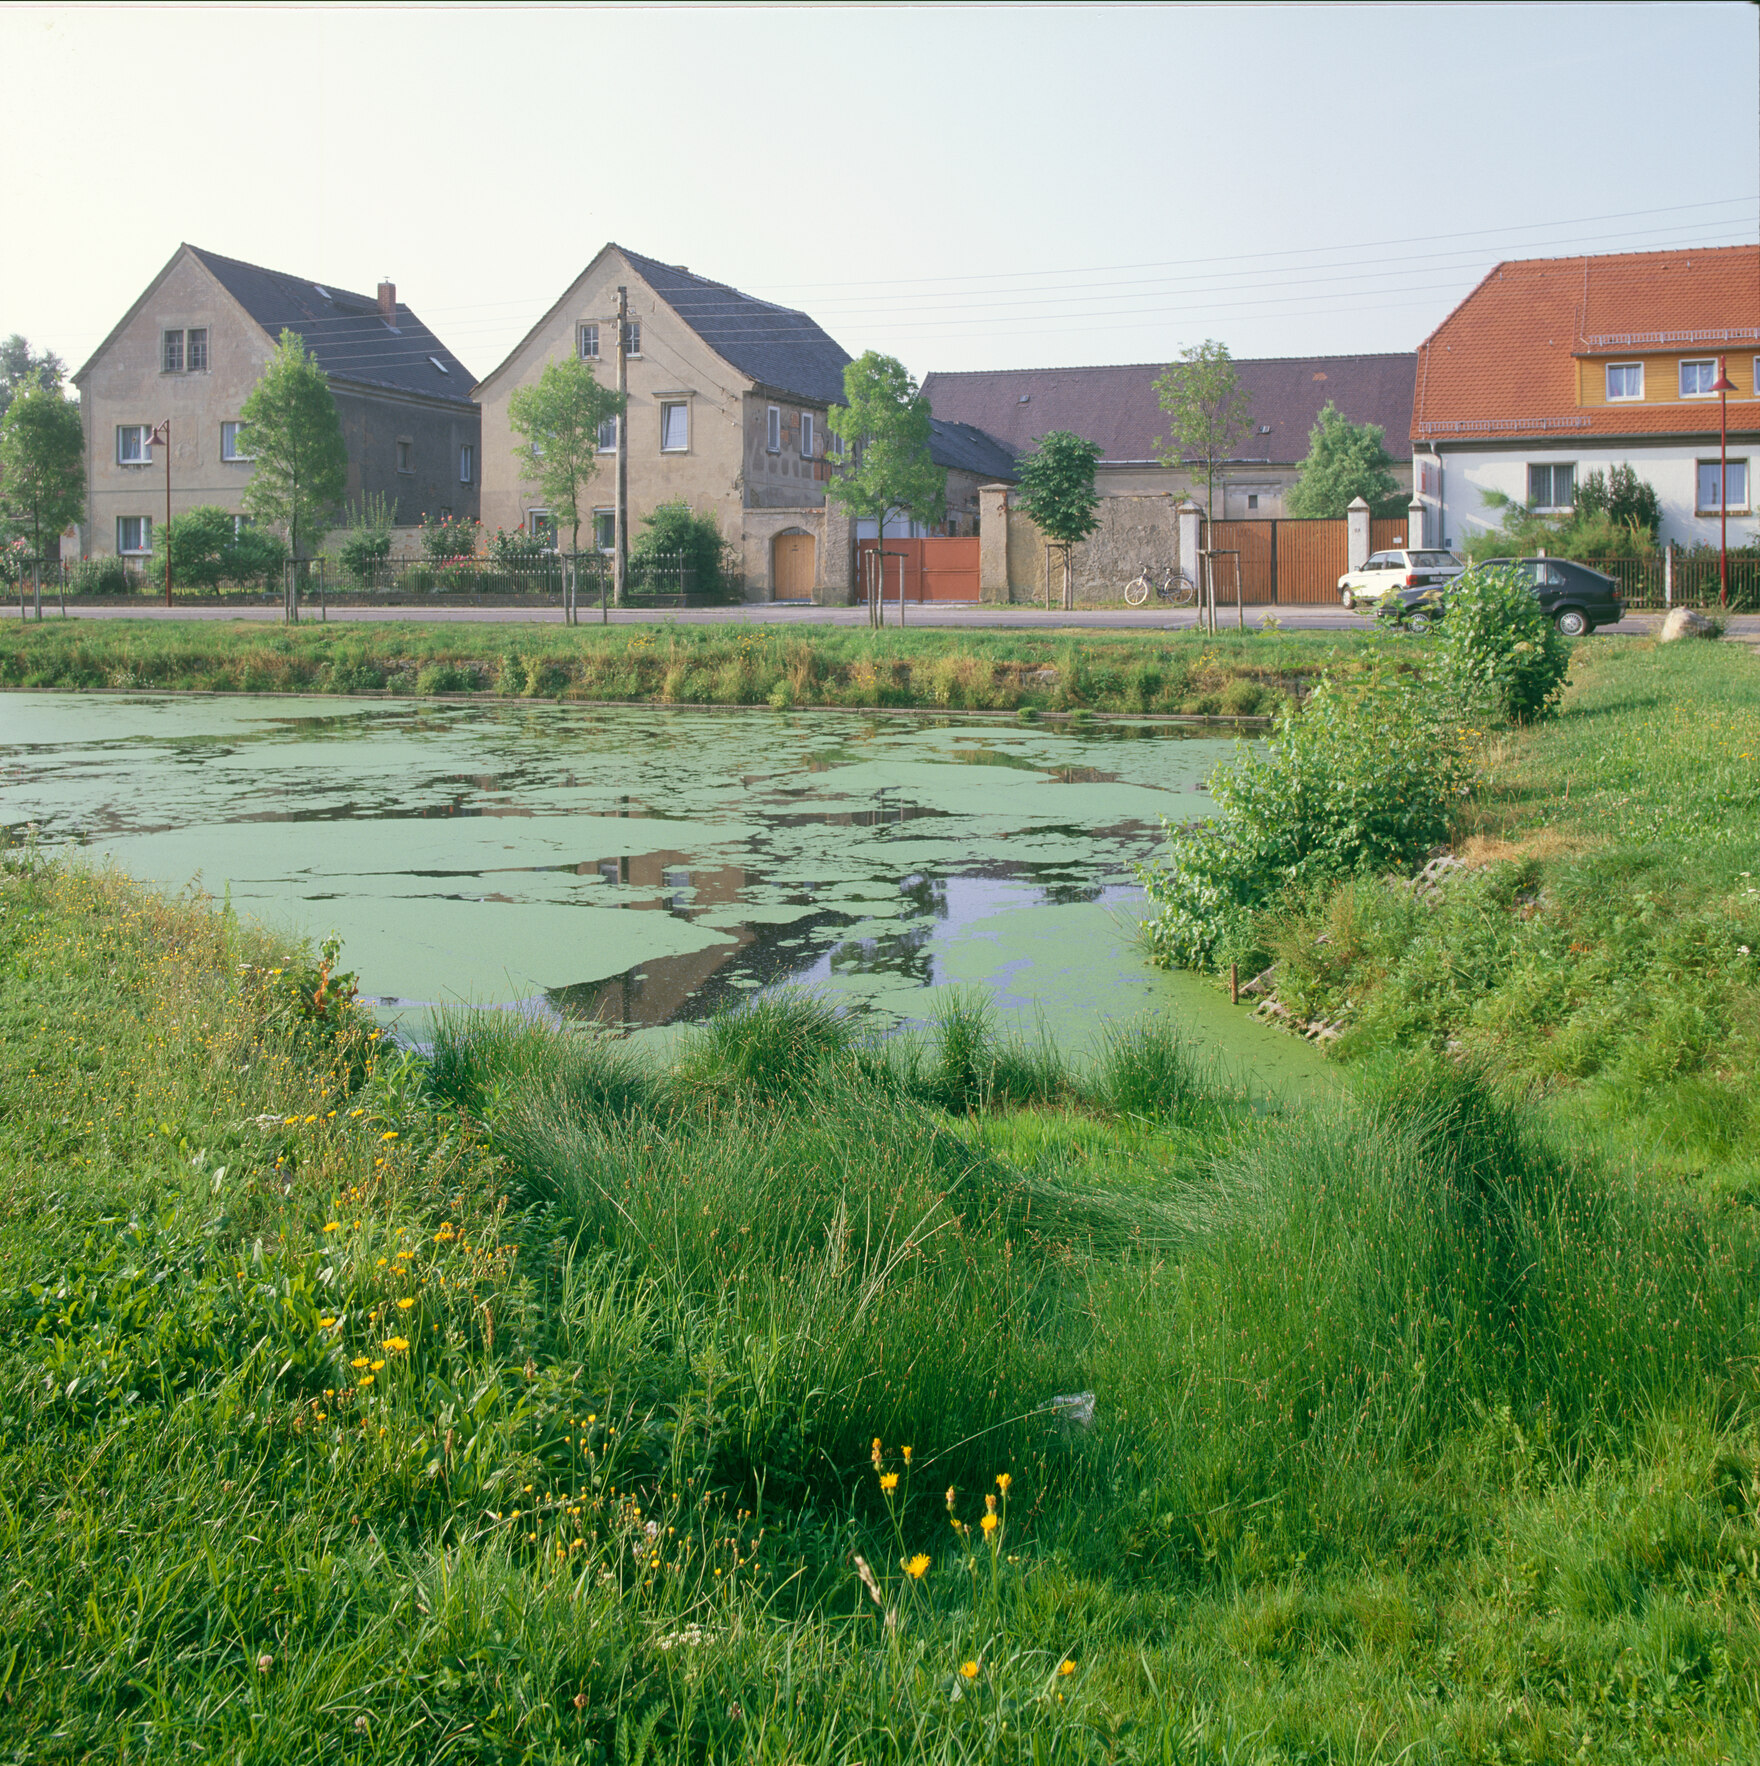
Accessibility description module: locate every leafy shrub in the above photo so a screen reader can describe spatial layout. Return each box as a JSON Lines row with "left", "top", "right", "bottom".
{"left": 221, "top": 524, "right": 286, "bottom": 587}
{"left": 162, "top": 506, "right": 238, "bottom": 591}
{"left": 628, "top": 501, "right": 731, "bottom": 599}
{"left": 66, "top": 556, "right": 131, "bottom": 595}
{"left": 1141, "top": 658, "right": 1468, "bottom": 969}
{"left": 487, "top": 524, "right": 549, "bottom": 565}
{"left": 419, "top": 514, "right": 481, "bottom": 564}
{"left": 337, "top": 492, "right": 395, "bottom": 586}
{"left": 1432, "top": 564, "right": 1569, "bottom": 725}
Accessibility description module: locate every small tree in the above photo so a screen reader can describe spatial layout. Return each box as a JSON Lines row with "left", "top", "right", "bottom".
{"left": 1014, "top": 430, "right": 1102, "bottom": 609}
{"left": 826, "top": 352, "right": 944, "bottom": 626}
{"left": 1286, "top": 401, "right": 1404, "bottom": 518}
{"left": 0, "top": 335, "right": 67, "bottom": 420}
{"left": 0, "top": 375, "right": 84, "bottom": 569}
{"left": 1154, "top": 340, "right": 1251, "bottom": 523}
{"left": 162, "top": 505, "right": 238, "bottom": 591}
{"left": 507, "top": 354, "right": 623, "bottom": 561}
{"left": 337, "top": 492, "right": 397, "bottom": 586}
{"left": 1575, "top": 462, "right": 1661, "bottom": 537}
{"left": 238, "top": 329, "right": 348, "bottom": 562}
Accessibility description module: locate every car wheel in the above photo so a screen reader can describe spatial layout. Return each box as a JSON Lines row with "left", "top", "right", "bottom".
{"left": 1407, "top": 609, "right": 1433, "bottom": 634}
{"left": 1340, "top": 588, "right": 1355, "bottom": 610}
{"left": 1554, "top": 607, "right": 1588, "bottom": 638}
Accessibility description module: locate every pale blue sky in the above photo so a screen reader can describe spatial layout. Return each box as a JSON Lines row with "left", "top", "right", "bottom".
{"left": 5, "top": 3, "right": 1756, "bottom": 384}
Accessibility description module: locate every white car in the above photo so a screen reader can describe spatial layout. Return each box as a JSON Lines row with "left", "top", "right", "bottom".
{"left": 1337, "top": 548, "right": 1465, "bottom": 610}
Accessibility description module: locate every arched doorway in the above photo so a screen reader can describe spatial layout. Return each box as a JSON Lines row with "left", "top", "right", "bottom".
{"left": 772, "top": 530, "right": 816, "bottom": 602}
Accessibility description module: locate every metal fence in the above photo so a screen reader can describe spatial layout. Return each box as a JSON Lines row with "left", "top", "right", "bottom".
{"left": 1579, "top": 552, "right": 1760, "bottom": 612}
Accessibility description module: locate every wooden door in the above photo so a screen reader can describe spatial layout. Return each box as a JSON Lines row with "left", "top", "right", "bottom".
{"left": 773, "top": 532, "right": 815, "bottom": 601}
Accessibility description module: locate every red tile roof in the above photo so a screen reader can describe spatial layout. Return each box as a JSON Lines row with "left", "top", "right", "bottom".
{"left": 921, "top": 354, "right": 1416, "bottom": 466}
{"left": 1412, "top": 244, "right": 1760, "bottom": 443}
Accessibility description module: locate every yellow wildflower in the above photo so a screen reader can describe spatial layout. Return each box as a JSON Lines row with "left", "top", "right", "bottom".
{"left": 996, "top": 1472, "right": 1012, "bottom": 1495}
{"left": 945, "top": 1485, "right": 957, "bottom": 1511}
{"left": 981, "top": 1512, "right": 998, "bottom": 1537}
{"left": 351, "top": 1356, "right": 369, "bottom": 1369}
{"left": 1058, "top": 1659, "right": 1076, "bottom": 1677}
{"left": 323, "top": 1222, "right": 340, "bottom": 1233}
{"left": 397, "top": 1296, "right": 415, "bottom": 1310}
{"left": 879, "top": 1472, "right": 899, "bottom": 1493}
{"left": 904, "top": 1553, "right": 930, "bottom": 1579}
{"left": 379, "top": 1130, "right": 398, "bottom": 1142}
{"left": 959, "top": 1661, "right": 979, "bottom": 1680}
{"left": 901, "top": 1445, "right": 913, "bottom": 1465}
{"left": 370, "top": 1359, "right": 385, "bottom": 1371}
{"left": 318, "top": 1317, "right": 337, "bottom": 1329}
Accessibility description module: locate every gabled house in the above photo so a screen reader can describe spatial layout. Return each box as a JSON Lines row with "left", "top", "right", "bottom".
{"left": 1409, "top": 244, "right": 1760, "bottom": 552}
{"left": 73, "top": 243, "right": 480, "bottom": 561}
{"left": 474, "top": 244, "right": 862, "bottom": 600}
{"left": 919, "top": 353, "right": 1417, "bottom": 517}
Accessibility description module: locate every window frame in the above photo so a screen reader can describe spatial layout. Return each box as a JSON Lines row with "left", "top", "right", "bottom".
{"left": 766, "top": 405, "right": 781, "bottom": 453}
{"left": 1680, "top": 358, "right": 1718, "bottom": 399}
{"left": 1605, "top": 361, "right": 1643, "bottom": 402}
{"left": 1527, "top": 461, "right": 1576, "bottom": 513}
{"left": 623, "top": 320, "right": 642, "bottom": 358}
{"left": 458, "top": 443, "right": 474, "bottom": 485}
{"left": 800, "top": 412, "right": 815, "bottom": 459}
{"left": 161, "top": 330, "right": 184, "bottom": 374}
{"left": 526, "top": 509, "right": 556, "bottom": 550}
{"left": 1697, "top": 457, "right": 1750, "bottom": 515}
{"left": 396, "top": 436, "right": 414, "bottom": 475}
{"left": 220, "top": 420, "right": 252, "bottom": 463}
{"left": 659, "top": 400, "right": 689, "bottom": 454}
{"left": 116, "top": 424, "right": 152, "bottom": 466}
{"left": 578, "top": 323, "right": 599, "bottom": 360}
{"left": 592, "top": 508, "right": 615, "bottom": 553}
{"left": 117, "top": 515, "right": 151, "bottom": 555}
{"left": 596, "top": 416, "right": 618, "bottom": 455}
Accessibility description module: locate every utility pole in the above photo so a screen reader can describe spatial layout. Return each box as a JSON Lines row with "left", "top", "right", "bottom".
{"left": 614, "top": 285, "right": 629, "bottom": 610}
{"left": 151, "top": 418, "right": 172, "bottom": 606}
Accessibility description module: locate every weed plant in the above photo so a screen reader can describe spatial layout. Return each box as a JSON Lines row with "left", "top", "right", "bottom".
{"left": 8, "top": 859, "right": 1760, "bottom": 1758}
{"left": 0, "top": 620, "right": 1358, "bottom": 718}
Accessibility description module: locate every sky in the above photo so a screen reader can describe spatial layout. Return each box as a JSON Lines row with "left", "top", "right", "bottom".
{"left": 4, "top": 2, "right": 1757, "bottom": 387}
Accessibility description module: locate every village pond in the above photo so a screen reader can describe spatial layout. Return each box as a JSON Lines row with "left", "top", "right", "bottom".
{"left": 1, "top": 694, "right": 1330, "bottom": 1091}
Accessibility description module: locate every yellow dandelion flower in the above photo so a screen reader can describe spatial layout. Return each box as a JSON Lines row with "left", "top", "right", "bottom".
{"left": 879, "top": 1472, "right": 899, "bottom": 1493}
{"left": 379, "top": 1130, "right": 398, "bottom": 1142}
{"left": 959, "top": 1661, "right": 979, "bottom": 1681}
{"left": 318, "top": 1317, "right": 336, "bottom": 1329}
{"left": 1058, "top": 1659, "right": 1076, "bottom": 1677}
{"left": 351, "top": 1356, "right": 369, "bottom": 1369}
{"left": 323, "top": 1222, "right": 340, "bottom": 1233}
{"left": 370, "top": 1359, "right": 385, "bottom": 1371}
{"left": 981, "top": 1512, "right": 998, "bottom": 1537}
{"left": 904, "top": 1553, "right": 930, "bottom": 1579}
{"left": 996, "top": 1472, "right": 1012, "bottom": 1495}
{"left": 397, "top": 1296, "right": 415, "bottom": 1310}
{"left": 901, "top": 1445, "right": 913, "bottom": 1465}
{"left": 358, "top": 1374, "right": 374, "bottom": 1387}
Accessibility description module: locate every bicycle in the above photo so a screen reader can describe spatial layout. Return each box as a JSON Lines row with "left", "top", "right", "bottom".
{"left": 1123, "top": 563, "right": 1197, "bottom": 607}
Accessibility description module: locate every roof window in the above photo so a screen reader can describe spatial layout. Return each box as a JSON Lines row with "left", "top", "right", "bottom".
{"left": 1018, "top": 393, "right": 1030, "bottom": 403}
{"left": 313, "top": 285, "right": 332, "bottom": 300}
{"left": 429, "top": 356, "right": 449, "bottom": 374}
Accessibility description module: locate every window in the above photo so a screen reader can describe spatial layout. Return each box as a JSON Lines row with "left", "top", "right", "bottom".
{"left": 438, "top": 506, "right": 453, "bottom": 521}
{"left": 527, "top": 510, "right": 555, "bottom": 548}
{"left": 593, "top": 508, "right": 615, "bottom": 552}
{"left": 829, "top": 430, "right": 844, "bottom": 458}
{"left": 220, "top": 421, "right": 252, "bottom": 462}
{"left": 459, "top": 443, "right": 474, "bottom": 484}
{"left": 800, "top": 412, "right": 814, "bottom": 459}
{"left": 428, "top": 355, "right": 449, "bottom": 375}
{"left": 116, "top": 424, "right": 151, "bottom": 465}
{"left": 766, "top": 405, "right": 781, "bottom": 453}
{"left": 1528, "top": 462, "right": 1575, "bottom": 511}
{"left": 660, "top": 401, "right": 689, "bottom": 452}
{"left": 1681, "top": 359, "right": 1718, "bottom": 398}
{"left": 396, "top": 438, "right": 413, "bottom": 474}
{"left": 623, "top": 320, "right": 641, "bottom": 357}
{"left": 188, "top": 328, "right": 207, "bottom": 372}
{"left": 578, "top": 323, "right": 599, "bottom": 359}
{"left": 117, "top": 515, "right": 151, "bottom": 554}
{"left": 596, "top": 416, "right": 618, "bottom": 453}
{"left": 1698, "top": 459, "right": 1749, "bottom": 513}
{"left": 1606, "top": 362, "right": 1643, "bottom": 401}
{"left": 1246, "top": 493, "right": 1259, "bottom": 511}
{"left": 161, "top": 330, "right": 184, "bottom": 373}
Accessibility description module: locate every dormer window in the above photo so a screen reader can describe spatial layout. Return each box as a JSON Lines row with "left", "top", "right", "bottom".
{"left": 1606, "top": 362, "right": 1643, "bottom": 401}
{"left": 1681, "top": 359, "right": 1718, "bottom": 398}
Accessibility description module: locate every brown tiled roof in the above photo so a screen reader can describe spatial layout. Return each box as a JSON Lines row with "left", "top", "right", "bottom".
{"left": 919, "top": 354, "right": 1416, "bottom": 466}
{"left": 1412, "top": 244, "right": 1760, "bottom": 443}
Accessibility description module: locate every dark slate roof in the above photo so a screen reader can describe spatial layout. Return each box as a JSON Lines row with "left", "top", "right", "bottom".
{"left": 919, "top": 353, "right": 1417, "bottom": 466}
{"left": 189, "top": 245, "right": 477, "bottom": 407}
{"left": 928, "top": 417, "right": 1018, "bottom": 480}
{"left": 618, "top": 246, "right": 852, "bottom": 406}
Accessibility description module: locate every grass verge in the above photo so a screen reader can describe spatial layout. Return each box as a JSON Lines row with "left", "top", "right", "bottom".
{"left": 0, "top": 621, "right": 1364, "bottom": 718}
{"left": 7, "top": 856, "right": 1760, "bottom": 1759}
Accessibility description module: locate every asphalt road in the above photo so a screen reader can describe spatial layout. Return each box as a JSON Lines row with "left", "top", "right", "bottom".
{"left": 8, "top": 600, "right": 1750, "bottom": 638}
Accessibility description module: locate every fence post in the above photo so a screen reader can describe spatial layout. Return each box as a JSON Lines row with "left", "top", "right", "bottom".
{"left": 1176, "top": 502, "right": 1203, "bottom": 617}
{"left": 1346, "top": 497, "right": 1372, "bottom": 573}
{"left": 1664, "top": 543, "right": 1673, "bottom": 609}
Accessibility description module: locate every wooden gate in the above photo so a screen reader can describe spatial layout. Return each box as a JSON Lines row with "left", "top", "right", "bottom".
{"left": 856, "top": 537, "right": 980, "bottom": 602}
{"left": 1202, "top": 517, "right": 1412, "bottom": 604}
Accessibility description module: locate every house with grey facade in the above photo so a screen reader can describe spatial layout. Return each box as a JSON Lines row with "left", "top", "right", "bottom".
{"left": 72, "top": 243, "right": 480, "bottom": 561}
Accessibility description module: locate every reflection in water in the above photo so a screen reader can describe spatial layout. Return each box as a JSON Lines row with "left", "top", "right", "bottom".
{"left": 0, "top": 696, "right": 1335, "bottom": 1091}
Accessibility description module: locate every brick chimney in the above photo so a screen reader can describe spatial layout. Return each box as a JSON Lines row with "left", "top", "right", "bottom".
{"left": 377, "top": 279, "right": 396, "bottom": 321}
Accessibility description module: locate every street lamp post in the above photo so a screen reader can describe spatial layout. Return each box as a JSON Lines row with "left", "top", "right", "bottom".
{"left": 1712, "top": 357, "right": 1737, "bottom": 608}
{"left": 149, "top": 419, "right": 172, "bottom": 607}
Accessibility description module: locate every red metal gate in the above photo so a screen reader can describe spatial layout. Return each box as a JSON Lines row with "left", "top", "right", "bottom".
{"left": 1201, "top": 517, "right": 1412, "bottom": 604}
{"left": 856, "top": 537, "right": 980, "bottom": 602}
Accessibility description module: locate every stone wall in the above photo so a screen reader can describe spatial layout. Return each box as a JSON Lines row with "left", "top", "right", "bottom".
{"left": 999, "top": 493, "right": 1182, "bottom": 604}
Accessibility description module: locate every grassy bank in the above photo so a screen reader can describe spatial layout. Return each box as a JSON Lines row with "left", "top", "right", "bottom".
{"left": 0, "top": 620, "right": 1363, "bottom": 717}
{"left": 7, "top": 855, "right": 1760, "bottom": 1760}
{"left": 1245, "top": 639, "right": 1760, "bottom": 1192}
